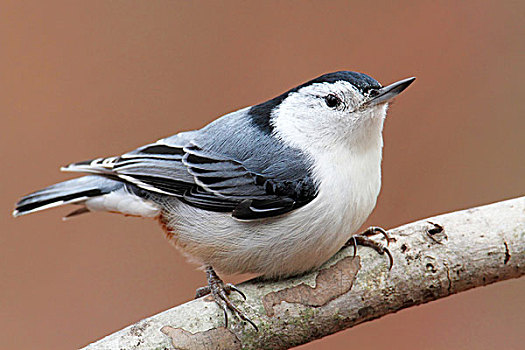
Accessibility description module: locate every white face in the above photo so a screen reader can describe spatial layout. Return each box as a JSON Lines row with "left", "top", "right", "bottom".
{"left": 271, "top": 81, "right": 388, "bottom": 154}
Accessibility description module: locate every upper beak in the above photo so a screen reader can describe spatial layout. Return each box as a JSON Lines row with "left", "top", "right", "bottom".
{"left": 363, "top": 77, "right": 416, "bottom": 107}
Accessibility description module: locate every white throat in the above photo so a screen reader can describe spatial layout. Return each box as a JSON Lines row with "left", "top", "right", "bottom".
{"left": 272, "top": 103, "right": 387, "bottom": 250}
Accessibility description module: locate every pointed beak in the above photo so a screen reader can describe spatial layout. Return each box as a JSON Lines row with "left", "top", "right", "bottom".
{"left": 363, "top": 77, "right": 416, "bottom": 107}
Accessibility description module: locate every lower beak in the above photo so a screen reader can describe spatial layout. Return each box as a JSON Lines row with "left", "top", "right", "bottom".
{"left": 363, "top": 77, "right": 416, "bottom": 107}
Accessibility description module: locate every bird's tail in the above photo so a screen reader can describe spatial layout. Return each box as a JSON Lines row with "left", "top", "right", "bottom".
{"left": 13, "top": 175, "right": 123, "bottom": 217}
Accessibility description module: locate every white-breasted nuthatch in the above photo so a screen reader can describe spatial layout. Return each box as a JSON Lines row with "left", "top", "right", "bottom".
{"left": 14, "top": 71, "right": 415, "bottom": 329}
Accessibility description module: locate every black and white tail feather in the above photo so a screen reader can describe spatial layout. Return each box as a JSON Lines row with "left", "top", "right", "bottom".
{"left": 13, "top": 175, "right": 124, "bottom": 217}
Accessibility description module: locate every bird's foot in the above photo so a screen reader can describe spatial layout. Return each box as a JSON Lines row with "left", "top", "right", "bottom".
{"left": 195, "top": 266, "right": 258, "bottom": 331}
{"left": 344, "top": 226, "right": 394, "bottom": 270}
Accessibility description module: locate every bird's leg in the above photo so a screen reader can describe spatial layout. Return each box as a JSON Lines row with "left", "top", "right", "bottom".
{"left": 195, "top": 266, "right": 258, "bottom": 331}
{"left": 344, "top": 226, "right": 394, "bottom": 270}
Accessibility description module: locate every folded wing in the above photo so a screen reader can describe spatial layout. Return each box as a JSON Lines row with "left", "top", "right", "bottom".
{"left": 62, "top": 136, "right": 317, "bottom": 220}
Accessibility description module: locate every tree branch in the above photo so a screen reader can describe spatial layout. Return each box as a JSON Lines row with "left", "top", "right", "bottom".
{"left": 81, "top": 196, "right": 525, "bottom": 350}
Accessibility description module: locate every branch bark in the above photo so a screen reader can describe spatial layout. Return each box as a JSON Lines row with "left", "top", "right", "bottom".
{"left": 81, "top": 196, "right": 525, "bottom": 350}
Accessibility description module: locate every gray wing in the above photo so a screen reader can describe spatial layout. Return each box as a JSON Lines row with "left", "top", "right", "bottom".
{"left": 63, "top": 110, "right": 317, "bottom": 219}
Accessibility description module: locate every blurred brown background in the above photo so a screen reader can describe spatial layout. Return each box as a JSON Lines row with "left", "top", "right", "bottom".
{"left": 1, "top": 1, "right": 524, "bottom": 349}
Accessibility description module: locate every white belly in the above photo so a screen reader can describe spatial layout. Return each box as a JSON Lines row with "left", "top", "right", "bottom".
{"left": 162, "top": 144, "right": 382, "bottom": 278}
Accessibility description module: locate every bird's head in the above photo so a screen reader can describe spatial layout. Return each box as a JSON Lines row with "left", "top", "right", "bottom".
{"left": 250, "top": 71, "right": 415, "bottom": 154}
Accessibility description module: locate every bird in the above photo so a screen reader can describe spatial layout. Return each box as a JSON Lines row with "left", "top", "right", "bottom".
{"left": 13, "top": 71, "right": 415, "bottom": 329}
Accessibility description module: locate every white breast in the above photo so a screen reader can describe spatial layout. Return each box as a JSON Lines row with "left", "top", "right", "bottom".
{"left": 161, "top": 139, "right": 382, "bottom": 278}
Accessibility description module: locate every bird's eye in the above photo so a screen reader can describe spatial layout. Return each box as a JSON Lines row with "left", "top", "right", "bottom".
{"left": 324, "top": 94, "right": 340, "bottom": 109}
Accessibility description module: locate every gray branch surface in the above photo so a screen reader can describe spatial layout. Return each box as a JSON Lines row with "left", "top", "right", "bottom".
{"left": 81, "top": 197, "right": 525, "bottom": 350}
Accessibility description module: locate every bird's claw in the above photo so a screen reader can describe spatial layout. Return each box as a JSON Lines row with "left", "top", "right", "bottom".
{"left": 195, "top": 282, "right": 246, "bottom": 300}
{"left": 195, "top": 266, "right": 257, "bottom": 331}
{"left": 361, "top": 226, "right": 392, "bottom": 245}
{"left": 345, "top": 226, "right": 394, "bottom": 270}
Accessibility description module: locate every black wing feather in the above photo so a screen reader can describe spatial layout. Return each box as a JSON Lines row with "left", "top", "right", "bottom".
{"left": 66, "top": 139, "right": 317, "bottom": 219}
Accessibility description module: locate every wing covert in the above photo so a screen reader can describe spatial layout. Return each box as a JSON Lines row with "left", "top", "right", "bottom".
{"left": 63, "top": 134, "right": 317, "bottom": 219}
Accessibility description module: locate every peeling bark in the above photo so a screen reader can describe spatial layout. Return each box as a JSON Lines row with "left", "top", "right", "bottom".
{"left": 161, "top": 326, "right": 241, "bottom": 350}
{"left": 80, "top": 196, "right": 525, "bottom": 350}
{"left": 262, "top": 256, "right": 360, "bottom": 317}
